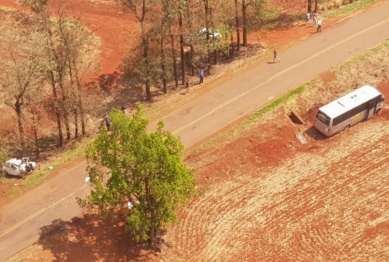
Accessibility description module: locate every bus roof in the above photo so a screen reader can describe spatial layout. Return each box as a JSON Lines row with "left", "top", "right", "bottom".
{"left": 319, "top": 85, "right": 382, "bottom": 118}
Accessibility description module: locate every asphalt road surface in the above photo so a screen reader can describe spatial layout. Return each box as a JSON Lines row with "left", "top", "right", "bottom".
{"left": 1, "top": 1, "right": 389, "bottom": 260}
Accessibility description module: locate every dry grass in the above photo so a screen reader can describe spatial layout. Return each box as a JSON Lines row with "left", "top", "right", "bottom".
{"left": 320, "top": 0, "right": 382, "bottom": 15}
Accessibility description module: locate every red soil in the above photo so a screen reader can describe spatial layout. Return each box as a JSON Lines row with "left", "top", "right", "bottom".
{"left": 4, "top": 0, "right": 389, "bottom": 261}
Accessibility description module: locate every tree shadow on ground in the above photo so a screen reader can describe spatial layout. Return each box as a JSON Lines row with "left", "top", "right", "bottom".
{"left": 257, "top": 13, "right": 305, "bottom": 31}
{"left": 94, "top": 71, "right": 149, "bottom": 116}
{"left": 37, "top": 214, "right": 160, "bottom": 262}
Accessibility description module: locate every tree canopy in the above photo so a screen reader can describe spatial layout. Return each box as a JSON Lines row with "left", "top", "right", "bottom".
{"left": 78, "top": 105, "right": 196, "bottom": 246}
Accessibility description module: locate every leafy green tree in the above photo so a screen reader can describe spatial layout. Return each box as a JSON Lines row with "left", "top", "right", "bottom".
{"left": 78, "top": 105, "right": 196, "bottom": 247}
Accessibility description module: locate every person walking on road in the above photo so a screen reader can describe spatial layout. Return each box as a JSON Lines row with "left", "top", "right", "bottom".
{"left": 317, "top": 18, "right": 323, "bottom": 32}
{"left": 273, "top": 50, "right": 280, "bottom": 63}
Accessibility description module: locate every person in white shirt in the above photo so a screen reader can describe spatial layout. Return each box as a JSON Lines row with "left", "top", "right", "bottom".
{"left": 317, "top": 18, "right": 323, "bottom": 32}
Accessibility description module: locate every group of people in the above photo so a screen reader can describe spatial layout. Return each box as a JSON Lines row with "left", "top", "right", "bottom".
{"left": 306, "top": 12, "right": 323, "bottom": 33}
{"left": 184, "top": 70, "right": 205, "bottom": 93}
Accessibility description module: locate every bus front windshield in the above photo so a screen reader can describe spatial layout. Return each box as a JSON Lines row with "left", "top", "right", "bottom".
{"left": 316, "top": 110, "right": 330, "bottom": 126}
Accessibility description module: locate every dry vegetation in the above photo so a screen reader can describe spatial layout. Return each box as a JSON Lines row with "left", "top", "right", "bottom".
{"left": 2, "top": 0, "right": 389, "bottom": 260}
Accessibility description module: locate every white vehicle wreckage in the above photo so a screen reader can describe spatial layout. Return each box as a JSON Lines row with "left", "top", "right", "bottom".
{"left": 2, "top": 157, "right": 37, "bottom": 178}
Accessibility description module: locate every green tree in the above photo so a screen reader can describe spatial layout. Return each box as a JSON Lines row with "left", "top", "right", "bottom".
{"left": 78, "top": 105, "right": 196, "bottom": 247}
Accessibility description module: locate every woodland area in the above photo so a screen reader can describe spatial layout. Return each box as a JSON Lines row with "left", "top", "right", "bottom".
{"left": 120, "top": 0, "right": 282, "bottom": 100}
{"left": 0, "top": 0, "right": 284, "bottom": 161}
{"left": 0, "top": 0, "right": 101, "bottom": 159}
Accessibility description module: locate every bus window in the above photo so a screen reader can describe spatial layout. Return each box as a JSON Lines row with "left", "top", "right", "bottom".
{"left": 316, "top": 110, "right": 330, "bottom": 125}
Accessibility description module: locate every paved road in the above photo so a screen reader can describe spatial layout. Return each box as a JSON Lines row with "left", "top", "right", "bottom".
{"left": 1, "top": 1, "right": 389, "bottom": 260}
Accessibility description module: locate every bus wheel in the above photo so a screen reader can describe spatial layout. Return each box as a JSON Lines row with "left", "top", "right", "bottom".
{"left": 344, "top": 125, "right": 351, "bottom": 131}
{"left": 375, "top": 108, "right": 381, "bottom": 114}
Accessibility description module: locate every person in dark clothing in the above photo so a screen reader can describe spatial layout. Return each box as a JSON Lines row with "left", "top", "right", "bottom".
{"left": 104, "top": 116, "right": 111, "bottom": 131}
{"left": 273, "top": 50, "right": 280, "bottom": 63}
{"left": 104, "top": 75, "right": 110, "bottom": 85}
{"left": 199, "top": 70, "right": 204, "bottom": 84}
{"left": 121, "top": 106, "right": 125, "bottom": 114}
{"left": 185, "top": 79, "right": 190, "bottom": 93}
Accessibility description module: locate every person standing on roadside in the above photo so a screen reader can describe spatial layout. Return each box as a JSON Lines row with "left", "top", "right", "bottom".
{"left": 306, "top": 12, "right": 311, "bottom": 23}
{"left": 273, "top": 50, "right": 280, "bottom": 63}
{"left": 199, "top": 70, "right": 204, "bottom": 84}
{"left": 104, "top": 116, "right": 111, "bottom": 131}
{"left": 317, "top": 18, "right": 323, "bottom": 32}
{"left": 313, "top": 13, "right": 318, "bottom": 27}
{"left": 185, "top": 79, "right": 190, "bottom": 93}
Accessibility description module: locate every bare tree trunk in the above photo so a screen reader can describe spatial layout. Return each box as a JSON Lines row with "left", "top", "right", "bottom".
{"left": 139, "top": 0, "right": 152, "bottom": 101}
{"left": 74, "top": 109, "right": 79, "bottom": 138}
{"left": 79, "top": 97, "right": 86, "bottom": 135}
{"left": 49, "top": 71, "right": 64, "bottom": 147}
{"left": 143, "top": 34, "right": 152, "bottom": 101}
{"left": 190, "top": 45, "right": 195, "bottom": 76}
{"left": 235, "top": 0, "right": 240, "bottom": 51}
{"left": 210, "top": 8, "right": 217, "bottom": 65}
{"left": 179, "top": 14, "right": 185, "bottom": 85}
{"left": 44, "top": 18, "right": 71, "bottom": 141}
{"left": 230, "top": 34, "right": 234, "bottom": 57}
{"left": 308, "top": 0, "right": 312, "bottom": 12}
{"left": 58, "top": 80, "right": 71, "bottom": 141}
{"left": 31, "top": 110, "right": 40, "bottom": 159}
{"left": 185, "top": 0, "right": 195, "bottom": 76}
{"left": 15, "top": 99, "right": 26, "bottom": 156}
{"left": 169, "top": 34, "right": 179, "bottom": 88}
{"left": 160, "top": 36, "right": 167, "bottom": 94}
{"left": 67, "top": 56, "right": 79, "bottom": 138}
{"left": 73, "top": 61, "right": 86, "bottom": 135}
{"left": 242, "top": 0, "right": 248, "bottom": 46}
{"left": 314, "top": 0, "right": 318, "bottom": 12}
{"left": 149, "top": 227, "right": 155, "bottom": 248}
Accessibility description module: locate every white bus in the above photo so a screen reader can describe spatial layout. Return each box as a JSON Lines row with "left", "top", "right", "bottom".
{"left": 314, "top": 85, "right": 385, "bottom": 136}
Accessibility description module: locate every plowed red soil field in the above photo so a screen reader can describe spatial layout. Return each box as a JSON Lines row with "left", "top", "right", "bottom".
{"left": 160, "top": 84, "right": 389, "bottom": 261}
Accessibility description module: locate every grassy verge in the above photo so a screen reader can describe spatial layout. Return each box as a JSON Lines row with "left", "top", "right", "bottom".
{"left": 187, "top": 38, "right": 389, "bottom": 157}
{"left": 21, "top": 140, "right": 88, "bottom": 188}
{"left": 187, "top": 82, "right": 311, "bottom": 156}
{"left": 0, "top": 137, "right": 91, "bottom": 200}
{"left": 324, "top": 0, "right": 383, "bottom": 17}
{"left": 0, "top": 6, "right": 14, "bottom": 13}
